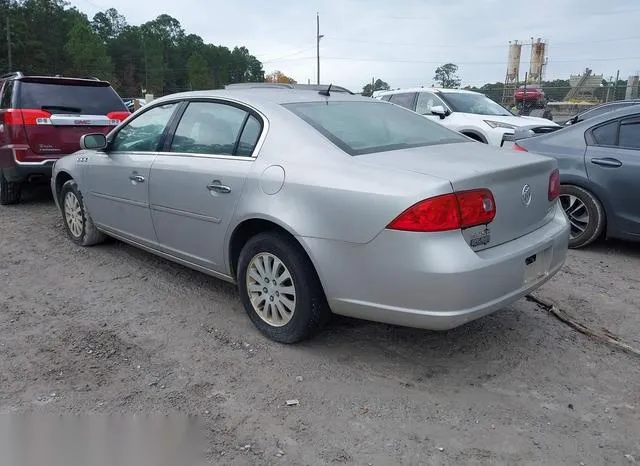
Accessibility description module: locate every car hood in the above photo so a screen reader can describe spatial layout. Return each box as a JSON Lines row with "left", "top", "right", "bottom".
{"left": 469, "top": 114, "right": 559, "bottom": 128}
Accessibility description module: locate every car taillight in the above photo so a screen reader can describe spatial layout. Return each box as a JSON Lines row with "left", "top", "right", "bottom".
{"left": 107, "top": 111, "right": 130, "bottom": 123}
{"left": 513, "top": 143, "right": 528, "bottom": 152}
{"left": 3, "top": 109, "right": 52, "bottom": 126}
{"left": 548, "top": 169, "right": 560, "bottom": 201}
{"left": 387, "top": 189, "right": 496, "bottom": 232}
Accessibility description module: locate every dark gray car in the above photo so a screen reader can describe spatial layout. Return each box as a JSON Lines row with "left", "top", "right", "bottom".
{"left": 514, "top": 104, "right": 640, "bottom": 248}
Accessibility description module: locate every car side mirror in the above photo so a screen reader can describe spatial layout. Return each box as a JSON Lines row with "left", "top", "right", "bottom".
{"left": 80, "top": 133, "right": 108, "bottom": 150}
{"left": 430, "top": 105, "right": 447, "bottom": 119}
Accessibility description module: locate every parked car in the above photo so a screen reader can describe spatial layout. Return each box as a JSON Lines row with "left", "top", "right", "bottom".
{"left": 51, "top": 88, "right": 569, "bottom": 343}
{"left": 0, "top": 72, "right": 130, "bottom": 204}
{"left": 375, "top": 88, "right": 559, "bottom": 148}
{"left": 514, "top": 83, "right": 545, "bottom": 102}
{"left": 513, "top": 105, "right": 640, "bottom": 248}
{"left": 563, "top": 99, "right": 640, "bottom": 126}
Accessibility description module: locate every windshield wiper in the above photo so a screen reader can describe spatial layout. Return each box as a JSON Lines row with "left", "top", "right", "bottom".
{"left": 41, "top": 105, "right": 82, "bottom": 113}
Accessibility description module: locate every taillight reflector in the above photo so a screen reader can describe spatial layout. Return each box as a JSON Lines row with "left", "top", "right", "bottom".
{"left": 387, "top": 189, "right": 496, "bottom": 232}
{"left": 107, "top": 111, "right": 130, "bottom": 122}
{"left": 513, "top": 143, "right": 528, "bottom": 152}
{"left": 4, "top": 109, "right": 52, "bottom": 125}
{"left": 548, "top": 169, "right": 560, "bottom": 201}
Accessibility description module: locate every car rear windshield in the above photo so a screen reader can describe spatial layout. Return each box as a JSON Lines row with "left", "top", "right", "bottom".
{"left": 17, "top": 81, "right": 127, "bottom": 114}
{"left": 283, "top": 101, "right": 467, "bottom": 156}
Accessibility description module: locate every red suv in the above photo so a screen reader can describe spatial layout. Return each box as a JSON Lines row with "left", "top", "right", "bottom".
{"left": 0, "top": 72, "right": 130, "bottom": 204}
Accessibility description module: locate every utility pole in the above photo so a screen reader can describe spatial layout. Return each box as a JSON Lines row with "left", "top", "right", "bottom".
{"left": 316, "top": 13, "right": 324, "bottom": 85}
{"left": 6, "top": 15, "right": 12, "bottom": 71}
{"left": 613, "top": 69, "right": 620, "bottom": 101}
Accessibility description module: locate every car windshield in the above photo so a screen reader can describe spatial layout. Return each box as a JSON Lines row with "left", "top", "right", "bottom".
{"left": 283, "top": 101, "right": 467, "bottom": 156}
{"left": 440, "top": 92, "right": 514, "bottom": 116}
{"left": 18, "top": 81, "right": 127, "bottom": 114}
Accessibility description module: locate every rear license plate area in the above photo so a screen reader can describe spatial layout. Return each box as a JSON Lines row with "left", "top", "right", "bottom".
{"left": 523, "top": 247, "right": 552, "bottom": 284}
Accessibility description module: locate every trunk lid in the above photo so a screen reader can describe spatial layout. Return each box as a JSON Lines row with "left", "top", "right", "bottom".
{"left": 359, "top": 141, "right": 558, "bottom": 251}
{"left": 16, "top": 78, "right": 129, "bottom": 157}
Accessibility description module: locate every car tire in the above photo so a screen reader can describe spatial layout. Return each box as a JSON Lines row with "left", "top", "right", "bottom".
{"left": 559, "top": 184, "right": 605, "bottom": 249}
{"left": 0, "top": 170, "right": 22, "bottom": 205}
{"left": 237, "top": 232, "right": 330, "bottom": 343}
{"left": 60, "top": 180, "right": 106, "bottom": 246}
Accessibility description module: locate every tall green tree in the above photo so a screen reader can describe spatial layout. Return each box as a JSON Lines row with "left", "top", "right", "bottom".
{"left": 434, "top": 63, "right": 461, "bottom": 88}
{"left": 187, "top": 52, "right": 212, "bottom": 90}
{"left": 64, "top": 20, "right": 114, "bottom": 79}
{"left": 362, "top": 78, "right": 390, "bottom": 97}
{"left": 3, "top": 1, "right": 265, "bottom": 96}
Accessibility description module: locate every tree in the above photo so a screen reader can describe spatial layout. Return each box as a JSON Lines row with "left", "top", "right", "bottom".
{"left": 3, "top": 1, "right": 265, "bottom": 96}
{"left": 64, "top": 20, "right": 114, "bottom": 80}
{"left": 361, "top": 78, "right": 390, "bottom": 97}
{"left": 434, "top": 63, "right": 461, "bottom": 88}
{"left": 91, "top": 8, "right": 127, "bottom": 42}
{"left": 187, "top": 52, "right": 212, "bottom": 90}
{"left": 265, "top": 70, "right": 296, "bottom": 84}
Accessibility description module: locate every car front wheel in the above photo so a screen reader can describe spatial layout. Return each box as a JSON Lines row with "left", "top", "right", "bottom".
{"left": 559, "top": 184, "right": 605, "bottom": 248}
{"left": 60, "top": 180, "right": 105, "bottom": 246}
{"left": 237, "top": 232, "right": 330, "bottom": 343}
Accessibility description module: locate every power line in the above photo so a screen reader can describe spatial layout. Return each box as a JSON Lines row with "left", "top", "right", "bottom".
{"left": 324, "top": 35, "right": 640, "bottom": 49}
{"left": 260, "top": 44, "right": 316, "bottom": 64}
{"left": 264, "top": 56, "right": 640, "bottom": 65}
{"left": 385, "top": 6, "right": 640, "bottom": 21}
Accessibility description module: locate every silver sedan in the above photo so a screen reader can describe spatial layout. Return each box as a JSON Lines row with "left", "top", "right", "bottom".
{"left": 51, "top": 87, "right": 570, "bottom": 343}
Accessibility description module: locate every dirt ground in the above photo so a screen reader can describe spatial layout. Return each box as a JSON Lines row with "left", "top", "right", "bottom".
{"left": 1, "top": 187, "right": 639, "bottom": 466}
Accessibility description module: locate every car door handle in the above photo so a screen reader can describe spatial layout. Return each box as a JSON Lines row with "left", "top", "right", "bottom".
{"left": 129, "top": 174, "right": 145, "bottom": 183}
{"left": 206, "top": 181, "right": 231, "bottom": 193}
{"left": 590, "top": 157, "right": 622, "bottom": 168}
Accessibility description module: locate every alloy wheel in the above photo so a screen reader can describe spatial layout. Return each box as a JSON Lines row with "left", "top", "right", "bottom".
{"left": 246, "top": 252, "right": 296, "bottom": 327}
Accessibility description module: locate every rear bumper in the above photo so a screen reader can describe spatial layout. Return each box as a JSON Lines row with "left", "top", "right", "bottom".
{"left": 2, "top": 161, "right": 55, "bottom": 183}
{"left": 301, "top": 202, "right": 569, "bottom": 330}
{"left": 0, "top": 146, "right": 59, "bottom": 182}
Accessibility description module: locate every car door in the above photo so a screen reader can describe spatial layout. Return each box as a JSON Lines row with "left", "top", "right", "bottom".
{"left": 84, "top": 101, "right": 181, "bottom": 244}
{"left": 149, "top": 100, "right": 263, "bottom": 272}
{"left": 585, "top": 115, "right": 640, "bottom": 236}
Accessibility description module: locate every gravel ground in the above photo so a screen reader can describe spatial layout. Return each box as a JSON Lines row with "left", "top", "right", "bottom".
{"left": 1, "top": 187, "right": 639, "bottom": 466}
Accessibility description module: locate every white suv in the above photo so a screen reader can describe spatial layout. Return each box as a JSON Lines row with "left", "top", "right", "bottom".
{"left": 374, "top": 88, "right": 559, "bottom": 147}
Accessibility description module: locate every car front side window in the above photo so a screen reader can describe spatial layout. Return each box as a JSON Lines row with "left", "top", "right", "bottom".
{"left": 110, "top": 102, "right": 179, "bottom": 152}
{"left": 415, "top": 92, "right": 447, "bottom": 115}
{"left": 169, "top": 101, "right": 257, "bottom": 156}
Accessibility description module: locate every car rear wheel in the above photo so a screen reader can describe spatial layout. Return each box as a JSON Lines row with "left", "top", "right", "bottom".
{"left": 237, "top": 232, "right": 330, "bottom": 343}
{"left": 559, "top": 184, "right": 605, "bottom": 249}
{"left": 60, "top": 180, "right": 106, "bottom": 246}
{"left": 0, "top": 170, "right": 22, "bottom": 205}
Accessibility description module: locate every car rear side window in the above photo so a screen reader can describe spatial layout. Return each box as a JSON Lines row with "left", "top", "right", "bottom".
{"left": 169, "top": 102, "right": 253, "bottom": 156}
{"left": 618, "top": 118, "right": 640, "bottom": 149}
{"left": 236, "top": 115, "right": 262, "bottom": 156}
{"left": 591, "top": 121, "right": 618, "bottom": 146}
{"left": 283, "top": 101, "right": 467, "bottom": 156}
{"left": 388, "top": 93, "right": 416, "bottom": 110}
{"left": 17, "top": 81, "right": 127, "bottom": 114}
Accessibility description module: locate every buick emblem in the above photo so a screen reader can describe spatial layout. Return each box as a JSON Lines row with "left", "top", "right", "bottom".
{"left": 521, "top": 184, "right": 532, "bottom": 206}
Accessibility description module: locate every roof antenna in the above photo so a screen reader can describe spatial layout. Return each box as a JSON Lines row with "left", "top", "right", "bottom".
{"left": 318, "top": 83, "right": 332, "bottom": 96}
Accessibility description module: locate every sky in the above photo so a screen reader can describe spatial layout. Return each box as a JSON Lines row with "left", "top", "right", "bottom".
{"left": 73, "top": 0, "right": 640, "bottom": 93}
